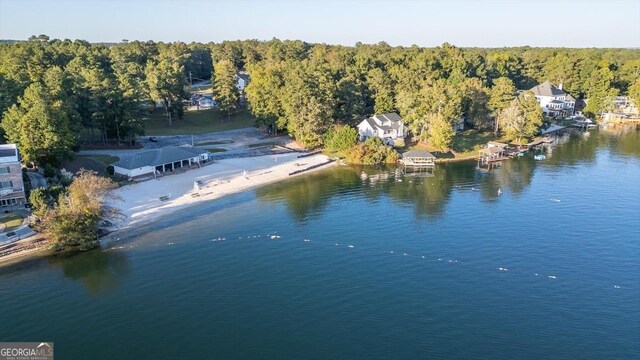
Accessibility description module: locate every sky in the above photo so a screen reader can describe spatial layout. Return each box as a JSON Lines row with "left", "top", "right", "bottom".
{"left": 0, "top": 0, "right": 639, "bottom": 48}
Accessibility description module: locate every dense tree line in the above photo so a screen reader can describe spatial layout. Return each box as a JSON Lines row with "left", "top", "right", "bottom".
{"left": 0, "top": 36, "right": 212, "bottom": 165}
{"left": 241, "top": 41, "right": 639, "bottom": 148}
{"left": 1, "top": 36, "right": 638, "bottom": 164}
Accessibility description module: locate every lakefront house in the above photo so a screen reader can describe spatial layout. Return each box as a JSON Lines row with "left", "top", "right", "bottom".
{"left": 0, "top": 144, "right": 26, "bottom": 209}
{"left": 357, "top": 113, "right": 406, "bottom": 146}
{"left": 530, "top": 81, "right": 576, "bottom": 118}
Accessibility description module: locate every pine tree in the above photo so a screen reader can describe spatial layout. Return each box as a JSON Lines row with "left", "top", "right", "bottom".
{"left": 212, "top": 59, "right": 239, "bottom": 122}
{"left": 488, "top": 77, "right": 517, "bottom": 134}
{"left": 427, "top": 113, "right": 455, "bottom": 154}
{"left": 1, "top": 81, "right": 77, "bottom": 166}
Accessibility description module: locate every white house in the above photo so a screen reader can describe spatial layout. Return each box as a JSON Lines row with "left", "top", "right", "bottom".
{"left": 112, "top": 146, "right": 209, "bottom": 179}
{"left": 236, "top": 72, "right": 250, "bottom": 91}
{"left": 357, "top": 113, "right": 406, "bottom": 146}
{"left": 194, "top": 95, "right": 216, "bottom": 109}
{"left": 530, "top": 81, "right": 576, "bottom": 118}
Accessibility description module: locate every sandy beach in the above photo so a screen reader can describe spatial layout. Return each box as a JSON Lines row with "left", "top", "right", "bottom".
{"left": 0, "top": 152, "right": 335, "bottom": 266}
{"left": 107, "top": 152, "right": 335, "bottom": 233}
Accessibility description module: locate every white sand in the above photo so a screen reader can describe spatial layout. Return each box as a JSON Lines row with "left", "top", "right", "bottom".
{"left": 107, "top": 153, "right": 334, "bottom": 231}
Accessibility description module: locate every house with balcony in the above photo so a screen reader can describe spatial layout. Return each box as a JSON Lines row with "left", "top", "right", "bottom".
{"left": 357, "top": 113, "right": 406, "bottom": 146}
{"left": 0, "top": 144, "right": 26, "bottom": 210}
{"left": 530, "top": 81, "right": 576, "bottom": 118}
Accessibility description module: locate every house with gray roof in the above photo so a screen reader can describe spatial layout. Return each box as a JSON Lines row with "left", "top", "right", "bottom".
{"left": 357, "top": 113, "right": 406, "bottom": 146}
{"left": 112, "top": 146, "right": 209, "bottom": 179}
{"left": 530, "top": 81, "right": 575, "bottom": 117}
{"left": 236, "top": 72, "right": 250, "bottom": 91}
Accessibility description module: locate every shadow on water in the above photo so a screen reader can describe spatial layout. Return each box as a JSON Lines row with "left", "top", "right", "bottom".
{"left": 255, "top": 167, "right": 363, "bottom": 221}
{"left": 257, "top": 127, "right": 639, "bottom": 220}
{"left": 48, "top": 249, "right": 130, "bottom": 294}
{"left": 602, "top": 125, "right": 640, "bottom": 158}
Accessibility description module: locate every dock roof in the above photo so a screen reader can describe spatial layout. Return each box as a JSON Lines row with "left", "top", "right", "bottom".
{"left": 540, "top": 124, "right": 566, "bottom": 135}
{"left": 479, "top": 147, "right": 504, "bottom": 154}
{"left": 403, "top": 149, "right": 435, "bottom": 158}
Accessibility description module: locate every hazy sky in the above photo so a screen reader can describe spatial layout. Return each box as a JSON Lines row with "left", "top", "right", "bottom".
{"left": 1, "top": 0, "right": 639, "bottom": 47}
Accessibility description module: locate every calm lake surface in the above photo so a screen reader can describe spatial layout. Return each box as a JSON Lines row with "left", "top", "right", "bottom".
{"left": 1, "top": 128, "right": 639, "bottom": 359}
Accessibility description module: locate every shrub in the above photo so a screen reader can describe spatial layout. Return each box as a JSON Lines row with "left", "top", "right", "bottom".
{"left": 43, "top": 164, "right": 56, "bottom": 178}
{"left": 34, "top": 171, "right": 117, "bottom": 252}
{"left": 324, "top": 125, "right": 358, "bottom": 154}
{"left": 347, "top": 137, "right": 399, "bottom": 165}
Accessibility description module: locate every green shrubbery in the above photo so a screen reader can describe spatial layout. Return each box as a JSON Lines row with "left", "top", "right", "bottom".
{"left": 324, "top": 125, "right": 358, "bottom": 154}
{"left": 347, "top": 137, "right": 399, "bottom": 165}
{"left": 30, "top": 170, "right": 117, "bottom": 252}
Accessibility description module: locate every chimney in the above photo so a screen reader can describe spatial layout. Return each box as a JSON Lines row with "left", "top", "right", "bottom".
{"left": 558, "top": 83, "right": 563, "bottom": 90}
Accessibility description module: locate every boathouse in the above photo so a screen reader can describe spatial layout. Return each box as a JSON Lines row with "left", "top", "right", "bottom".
{"left": 478, "top": 146, "right": 505, "bottom": 164}
{"left": 400, "top": 149, "right": 436, "bottom": 169}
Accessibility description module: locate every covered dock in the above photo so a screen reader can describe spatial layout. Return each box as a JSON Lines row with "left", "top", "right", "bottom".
{"left": 400, "top": 149, "right": 436, "bottom": 169}
{"left": 477, "top": 146, "right": 508, "bottom": 165}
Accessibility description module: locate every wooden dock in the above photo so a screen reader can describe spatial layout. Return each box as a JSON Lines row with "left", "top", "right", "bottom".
{"left": 400, "top": 150, "right": 436, "bottom": 170}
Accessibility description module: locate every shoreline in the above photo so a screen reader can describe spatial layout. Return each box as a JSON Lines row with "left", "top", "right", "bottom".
{"left": 0, "top": 152, "right": 336, "bottom": 266}
{"left": 98, "top": 152, "right": 336, "bottom": 246}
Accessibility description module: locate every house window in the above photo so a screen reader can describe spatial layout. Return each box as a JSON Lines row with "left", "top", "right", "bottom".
{"left": 0, "top": 167, "right": 10, "bottom": 174}
{"left": 0, "top": 181, "right": 12, "bottom": 189}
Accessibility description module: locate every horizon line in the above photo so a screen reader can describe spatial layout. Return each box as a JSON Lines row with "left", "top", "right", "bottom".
{"left": 1, "top": 37, "right": 638, "bottom": 50}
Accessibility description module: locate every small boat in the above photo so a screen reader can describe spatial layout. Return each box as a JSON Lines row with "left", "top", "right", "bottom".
{"left": 517, "top": 152, "right": 525, "bottom": 157}
{"left": 534, "top": 154, "right": 546, "bottom": 161}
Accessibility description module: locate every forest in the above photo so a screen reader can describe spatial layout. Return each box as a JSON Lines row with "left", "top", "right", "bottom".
{"left": 1, "top": 34, "right": 639, "bottom": 165}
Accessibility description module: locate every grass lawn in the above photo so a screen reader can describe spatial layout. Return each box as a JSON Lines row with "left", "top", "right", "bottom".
{"left": 145, "top": 108, "right": 257, "bottom": 136}
{"left": 450, "top": 129, "right": 498, "bottom": 158}
{"left": 403, "top": 129, "right": 500, "bottom": 161}
{"left": 0, "top": 213, "right": 23, "bottom": 231}
{"left": 207, "top": 148, "right": 227, "bottom": 153}
{"left": 63, "top": 155, "right": 121, "bottom": 176}
{"left": 78, "top": 155, "right": 120, "bottom": 165}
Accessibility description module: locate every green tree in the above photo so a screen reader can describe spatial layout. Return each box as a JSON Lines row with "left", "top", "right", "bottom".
{"left": 1, "top": 81, "right": 77, "bottom": 165}
{"left": 628, "top": 80, "right": 640, "bottom": 110}
{"left": 286, "top": 95, "right": 330, "bottom": 148}
{"left": 401, "top": 79, "right": 462, "bottom": 142}
{"left": 488, "top": 77, "right": 517, "bottom": 134}
{"left": 279, "top": 60, "right": 335, "bottom": 148}
{"left": 324, "top": 125, "right": 358, "bottom": 154}
{"left": 367, "top": 67, "right": 395, "bottom": 113}
{"left": 498, "top": 91, "right": 543, "bottom": 144}
{"left": 213, "top": 59, "right": 240, "bottom": 121}
{"left": 36, "top": 171, "right": 117, "bottom": 252}
{"left": 245, "top": 63, "right": 284, "bottom": 133}
{"left": 29, "top": 188, "right": 49, "bottom": 218}
{"left": 461, "top": 78, "right": 491, "bottom": 129}
{"left": 145, "top": 50, "right": 186, "bottom": 126}
{"left": 584, "top": 64, "right": 618, "bottom": 118}
{"left": 427, "top": 113, "right": 455, "bottom": 153}
{"left": 347, "top": 137, "right": 399, "bottom": 165}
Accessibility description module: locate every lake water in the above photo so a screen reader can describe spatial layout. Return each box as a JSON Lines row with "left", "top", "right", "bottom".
{"left": 1, "top": 128, "right": 639, "bottom": 359}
